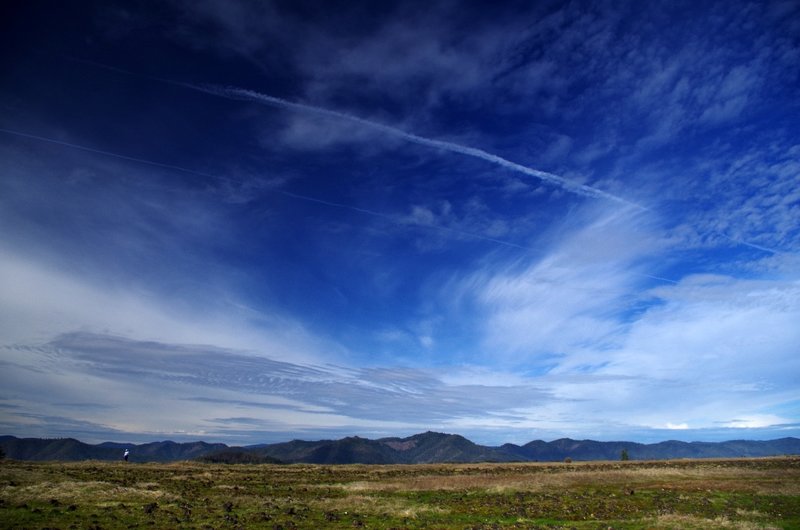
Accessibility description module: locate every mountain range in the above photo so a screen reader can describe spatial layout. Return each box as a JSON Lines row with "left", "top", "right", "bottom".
{"left": 2, "top": 432, "right": 799, "bottom": 464}
{"left": 0, "top": 436, "right": 227, "bottom": 463}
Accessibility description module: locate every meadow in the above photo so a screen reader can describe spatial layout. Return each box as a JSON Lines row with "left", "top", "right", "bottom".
{"left": 1, "top": 457, "right": 798, "bottom": 529}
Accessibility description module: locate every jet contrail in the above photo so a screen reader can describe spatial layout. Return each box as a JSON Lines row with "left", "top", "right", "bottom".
{"left": 0, "top": 127, "right": 220, "bottom": 180}
{"left": 188, "top": 84, "right": 646, "bottom": 211}
{"left": 0, "top": 127, "right": 536, "bottom": 253}
{"left": 720, "top": 234, "right": 779, "bottom": 255}
{"left": 2, "top": 127, "right": 686, "bottom": 283}
{"left": 61, "top": 57, "right": 645, "bottom": 209}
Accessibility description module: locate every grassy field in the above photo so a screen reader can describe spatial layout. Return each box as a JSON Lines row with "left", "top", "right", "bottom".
{"left": 1, "top": 457, "right": 799, "bottom": 529}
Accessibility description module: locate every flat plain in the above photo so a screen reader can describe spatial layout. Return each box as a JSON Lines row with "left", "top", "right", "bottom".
{"left": 1, "top": 457, "right": 799, "bottom": 529}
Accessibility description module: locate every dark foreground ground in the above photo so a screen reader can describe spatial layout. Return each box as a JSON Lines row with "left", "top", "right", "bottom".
{"left": 1, "top": 457, "right": 799, "bottom": 529}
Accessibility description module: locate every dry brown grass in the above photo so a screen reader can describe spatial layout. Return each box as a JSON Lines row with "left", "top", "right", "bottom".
{"left": 648, "top": 513, "right": 781, "bottom": 529}
{"left": 2, "top": 457, "right": 797, "bottom": 529}
{"left": 329, "top": 459, "right": 800, "bottom": 496}
{"left": 2, "top": 479, "right": 178, "bottom": 504}
{"left": 311, "top": 492, "right": 448, "bottom": 519}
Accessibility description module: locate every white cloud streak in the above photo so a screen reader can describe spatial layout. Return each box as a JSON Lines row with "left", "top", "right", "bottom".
{"left": 189, "top": 84, "right": 646, "bottom": 210}
{"left": 448, "top": 206, "right": 660, "bottom": 360}
{"left": 0, "top": 248, "right": 331, "bottom": 364}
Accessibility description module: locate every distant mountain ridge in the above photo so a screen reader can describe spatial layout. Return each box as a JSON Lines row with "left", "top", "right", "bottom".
{"left": 2, "top": 432, "right": 798, "bottom": 464}
{"left": 0, "top": 436, "right": 226, "bottom": 462}
{"left": 250, "top": 432, "right": 511, "bottom": 464}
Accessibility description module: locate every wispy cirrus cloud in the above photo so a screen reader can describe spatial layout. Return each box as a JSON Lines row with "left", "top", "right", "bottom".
{"left": 452, "top": 206, "right": 661, "bottom": 361}
{"left": 431, "top": 204, "right": 800, "bottom": 439}
{"left": 0, "top": 239, "right": 334, "bottom": 365}
{"left": 1, "top": 331, "right": 553, "bottom": 443}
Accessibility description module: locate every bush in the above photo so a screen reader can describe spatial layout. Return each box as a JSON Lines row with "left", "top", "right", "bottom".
{"left": 621, "top": 448, "right": 630, "bottom": 461}
{"left": 563, "top": 457, "right": 572, "bottom": 463}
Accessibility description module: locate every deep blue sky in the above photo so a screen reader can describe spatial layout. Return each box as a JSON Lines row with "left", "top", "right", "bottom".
{"left": 1, "top": 0, "right": 799, "bottom": 445}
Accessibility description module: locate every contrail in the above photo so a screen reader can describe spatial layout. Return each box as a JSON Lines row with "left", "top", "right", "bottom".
{"left": 3, "top": 127, "right": 685, "bottom": 284}
{"left": 720, "top": 234, "right": 779, "bottom": 255}
{"left": 0, "top": 127, "right": 536, "bottom": 253}
{"left": 188, "top": 84, "right": 646, "bottom": 211}
{"left": 61, "top": 57, "right": 645, "bottom": 210}
{"left": 0, "top": 127, "right": 220, "bottom": 180}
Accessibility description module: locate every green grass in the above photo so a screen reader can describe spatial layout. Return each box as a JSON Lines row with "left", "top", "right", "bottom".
{"left": 1, "top": 457, "right": 798, "bottom": 529}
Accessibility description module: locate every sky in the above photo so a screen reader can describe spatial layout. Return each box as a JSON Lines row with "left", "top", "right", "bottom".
{"left": 1, "top": 0, "right": 799, "bottom": 446}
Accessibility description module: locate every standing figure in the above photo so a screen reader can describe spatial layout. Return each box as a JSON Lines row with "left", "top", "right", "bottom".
{"left": 123, "top": 449, "right": 129, "bottom": 462}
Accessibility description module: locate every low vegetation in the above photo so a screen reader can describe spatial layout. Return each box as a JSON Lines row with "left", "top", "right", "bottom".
{"left": 1, "top": 456, "right": 798, "bottom": 528}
